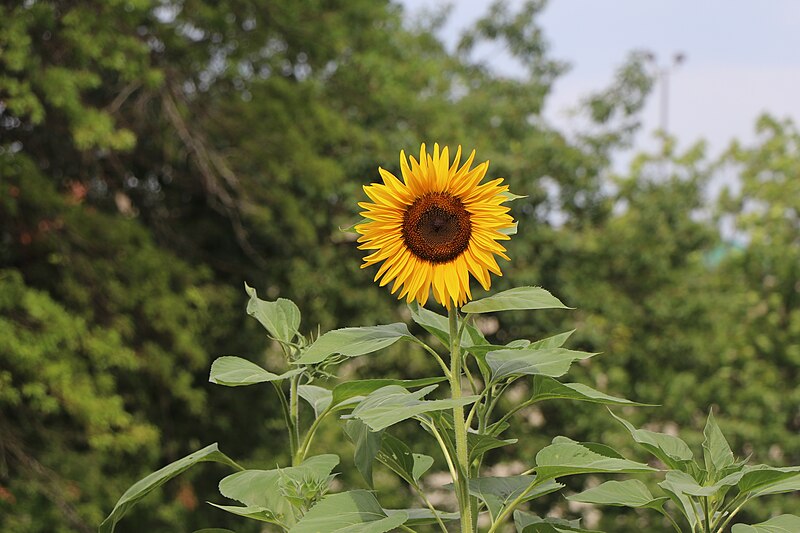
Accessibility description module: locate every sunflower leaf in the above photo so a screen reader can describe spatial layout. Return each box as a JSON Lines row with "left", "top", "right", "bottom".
{"left": 732, "top": 515, "right": 800, "bottom": 533}
{"left": 289, "top": 491, "right": 407, "bottom": 533}
{"left": 486, "top": 348, "right": 597, "bottom": 383}
{"left": 100, "top": 444, "right": 242, "bottom": 533}
{"left": 534, "top": 437, "right": 656, "bottom": 482}
{"left": 330, "top": 377, "right": 446, "bottom": 410}
{"left": 461, "top": 286, "right": 572, "bottom": 313}
{"left": 294, "top": 323, "right": 413, "bottom": 364}
{"left": 210, "top": 356, "right": 303, "bottom": 387}
{"left": 244, "top": 283, "right": 300, "bottom": 344}
{"left": 514, "top": 511, "right": 601, "bottom": 532}
{"left": 567, "top": 479, "right": 669, "bottom": 511}
{"left": 530, "top": 376, "right": 652, "bottom": 407}
{"left": 345, "top": 385, "right": 478, "bottom": 431}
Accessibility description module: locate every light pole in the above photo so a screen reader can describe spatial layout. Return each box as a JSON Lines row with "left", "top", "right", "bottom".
{"left": 645, "top": 52, "right": 686, "bottom": 137}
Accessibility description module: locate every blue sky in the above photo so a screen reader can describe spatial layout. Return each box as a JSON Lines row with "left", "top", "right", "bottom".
{"left": 400, "top": 0, "right": 800, "bottom": 163}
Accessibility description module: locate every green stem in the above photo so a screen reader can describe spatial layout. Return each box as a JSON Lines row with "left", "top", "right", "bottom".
{"left": 702, "top": 497, "right": 711, "bottom": 532}
{"left": 713, "top": 496, "right": 749, "bottom": 533}
{"left": 410, "top": 482, "right": 449, "bottom": 533}
{"left": 661, "top": 509, "right": 684, "bottom": 533}
{"left": 449, "top": 304, "right": 473, "bottom": 533}
{"left": 420, "top": 417, "right": 459, "bottom": 484}
{"left": 296, "top": 407, "right": 330, "bottom": 462}
{"left": 414, "top": 339, "right": 452, "bottom": 380}
{"left": 272, "top": 381, "right": 296, "bottom": 461}
{"left": 290, "top": 375, "right": 300, "bottom": 466}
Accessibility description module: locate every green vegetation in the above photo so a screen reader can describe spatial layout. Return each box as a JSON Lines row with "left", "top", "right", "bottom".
{"left": 1, "top": 1, "right": 797, "bottom": 531}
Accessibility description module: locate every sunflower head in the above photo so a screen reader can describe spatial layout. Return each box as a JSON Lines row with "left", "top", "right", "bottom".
{"left": 356, "top": 143, "right": 515, "bottom": 309}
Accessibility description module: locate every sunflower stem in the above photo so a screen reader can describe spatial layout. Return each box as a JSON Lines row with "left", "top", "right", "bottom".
{"left": 449, "top": 303, "right": 474, "bottom": 533}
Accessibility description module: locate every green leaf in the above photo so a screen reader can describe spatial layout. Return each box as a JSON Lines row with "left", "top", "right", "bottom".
{"left": 298, "top": 384, "right": 333, "bottom": 417}
{"left": 244, "top": 283, "right": 300, "bottom": 343}
{"left": 658, "top": 470, "right": 744, "bottom": 499}
{"left": 534, "top": 438, "right": 656, "bottom": 482}
{"left": 408, "top": 302, "right": 485, "bottom": 347}
{"left": 609, "top": 411, "right": 695, "bottom": 471}
{"left": 752, "top": 472, "right": 800, "bottom": 496}
{"left": 567, "top": 480, "right": 668, "bottom": 511}
{"left": 194, "top": 529, "right": 238, "bottom": 533}
{"left": 378, "top": 433, "right": 434, "bottom": 485}
{"left": 487, "top": 348, "right": 597, "bottom": 382}
{"left": 209, "top": 356, "right": 303, "bottom": 387}
{"left": 528, "top": 330, "right": 576, "bottom": 350}
{"left": 467, "top": 476, "right": 564, "bottom": 521}
{"left": 499, "top": 221, "right": 519, "bottom": 236}
{"left": 207, "top": 503, "right": 279, "bottom": 523}
{"left": 384, "top": 508, "right": 459, "bottom": 526}
{"left": 501, "top": 191, "right": 528, "bottom": 202}
{"left": 732, "top": 515, "right": 800, "bottom": 533}
{"left": 468, "top": 433, "right": 518, "bottom": 462}
{"left": 344, "top": 419, "right": 384, "bottom": 488}
{"left": 703, "top": 409, "right": 735, "bottom": 476}
{"left": 330, "top": 377, "right": 446, "bottom": 409}
{"left": 514, "top": 511, "right": 601, "bottom": 532}
{"left": 461, "top": 286, "right": 571, "bottom": 314}
{"left": 294, "top": 323, "right": 413, "bottom": 364}
{"left": 100, "top": 443, "right": 242, "bottom": 533}
{"left": 289, "top": 490, "right": 407, "bottom": 533}
{"left": 530, "top": 376, "right": 650, "bottom": 406}
{"left": 737, "top": 465, "right": 800, "bottom": 494}
{"left": 218, "top": 454, "right": 338, "bottom": 524}
{"left": 346, "top": 385, "right": 478, "bottom": 431}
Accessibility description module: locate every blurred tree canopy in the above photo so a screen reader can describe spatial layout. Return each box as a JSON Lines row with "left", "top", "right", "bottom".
{"left": 0, "top": 0, "right": 797, "bottom": 531}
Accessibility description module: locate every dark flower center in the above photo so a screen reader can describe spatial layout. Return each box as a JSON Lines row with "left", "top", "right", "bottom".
{"left": 402, "top": 192, "right": 472, "bottom": 263}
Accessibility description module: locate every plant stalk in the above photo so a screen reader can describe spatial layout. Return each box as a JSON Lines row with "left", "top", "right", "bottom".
{"left": 449, "top": 304, "right": 473, "bottom": 533}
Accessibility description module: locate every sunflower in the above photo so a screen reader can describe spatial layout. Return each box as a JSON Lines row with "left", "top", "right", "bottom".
{"left": 356, "top": 143, "right": 515, "bottom": 308}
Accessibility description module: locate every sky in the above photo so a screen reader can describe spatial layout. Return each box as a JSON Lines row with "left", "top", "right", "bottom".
{"left": 399, "top": 0, "right": 800, "bottom": 167}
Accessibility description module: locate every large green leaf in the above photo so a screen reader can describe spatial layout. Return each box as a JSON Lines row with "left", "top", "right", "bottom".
{"left": 289, "top": 490, "right": 407, "bottom": 533}
{"left": 514, "top": 511, "right": 600, "bottom": 532}
{"left": 567, "top": 480, "right": 668, "bottom": 511}
{"left": 209, "top": 356, "right": 303, "bottom": 387}
{"left": 294, "top": 323, "right": 413, "bottom": 364}
{"left": 487, "top": 348, "right": 597, "bottom": 382}
{"left": 467, "top": 476, "right": 564, "bottom": 520}
{"left": 732, "top": 515, "right": 800, "bottom": 533}
{"left": 610, "top": 411, "right": 695, "bottom": 471}
{"left": 244, "top": 283, "right": 300, "bottom": 343}
{"left": 534, "top": 438, "right": 655, "bottom": 482}
{"left": 737, "top": 465, "right": 800, "bottom": 494}
{"left": 330, "top": 377, "right": 446, "bottom": 409}
{"left": 461, "top": 286, "right": 571, "bottom": 314}
{"left": 378, "top": 433, "right": 434, "bottom": 484}
{"left": 298, "top": 384, "right": 333, "bottom": 417}
{"left": 530, "top": 376, "right": 649, "bottom": 406}
{"left": 752, "top": 471, "right": 800, "bottom": 496}
{"left": 344, "top": 419, "right": 384, "bottom": 488}
{"left": 702, "top": 409, "right": 735, "bottom": 476}
{"left": 217, "top": 454, "right": 338, "bottom": 526}
{"left": 100, "top": 443, "right": 242, "bottom": 533}
{"left": 347, "top": 385, "right": 478, "bottom": 431}
{"left": 194, "top": 529, "right": 238, "bottom": 533}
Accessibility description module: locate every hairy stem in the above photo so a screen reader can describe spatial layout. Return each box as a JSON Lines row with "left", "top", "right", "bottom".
{"left": 449, "top": 304, "right": 474, "bottom": 533}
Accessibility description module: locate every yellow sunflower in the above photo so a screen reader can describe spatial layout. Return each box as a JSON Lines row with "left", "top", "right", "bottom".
{"left": 356, "top": 143, "right": 515, "bottom": 308}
